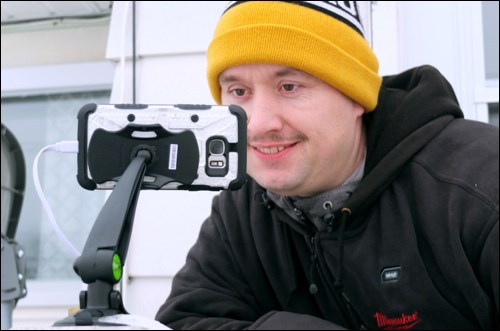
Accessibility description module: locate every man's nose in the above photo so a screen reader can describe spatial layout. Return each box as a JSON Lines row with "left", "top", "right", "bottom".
{"left": 246, "top": 92, "right": 284, "bottom": 137}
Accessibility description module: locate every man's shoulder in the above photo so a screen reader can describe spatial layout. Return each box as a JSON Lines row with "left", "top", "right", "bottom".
{"left": 427, "top": 119, "right": 498, "bottom": 161}
{"left": 414, "top": 119, "right": 498, "bottom": 203}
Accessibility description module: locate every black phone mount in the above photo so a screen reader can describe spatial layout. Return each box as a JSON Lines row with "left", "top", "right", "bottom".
{"left": 86, "top": 124, "right": 199, "bottom": 190}
{"left": 53, "top": 149, "right": 152, "bottom": 326}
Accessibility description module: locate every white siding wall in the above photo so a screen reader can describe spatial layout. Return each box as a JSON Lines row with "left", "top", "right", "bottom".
{"left": 372, "top": 1, "right": 490, "bottom": 122}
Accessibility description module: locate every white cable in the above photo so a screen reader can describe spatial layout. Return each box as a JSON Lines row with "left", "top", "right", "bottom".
{"left": 33, "top": 141, "right": 80, "bottom": 257}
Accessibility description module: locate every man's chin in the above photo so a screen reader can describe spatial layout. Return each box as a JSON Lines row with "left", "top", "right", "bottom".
{"left": 253, "top": 178, "right": 295, "bottom": 196}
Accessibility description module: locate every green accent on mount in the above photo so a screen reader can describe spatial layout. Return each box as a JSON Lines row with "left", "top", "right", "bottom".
{"left": 112, "top": 253, "right": 122, "bottom": 282}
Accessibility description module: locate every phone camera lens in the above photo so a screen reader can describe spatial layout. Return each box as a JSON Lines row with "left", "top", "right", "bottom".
{"left": 209, "top": 139, "right": 225, "bottom": 155}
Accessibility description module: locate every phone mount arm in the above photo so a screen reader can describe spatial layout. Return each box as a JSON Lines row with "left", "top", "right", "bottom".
{"left": 53, "top": 149, "right": 151, "bottom": 326}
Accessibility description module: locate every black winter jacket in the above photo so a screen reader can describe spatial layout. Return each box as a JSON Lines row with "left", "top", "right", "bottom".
{"left": 156, "top": 65, "right": 499, "bottom": 330}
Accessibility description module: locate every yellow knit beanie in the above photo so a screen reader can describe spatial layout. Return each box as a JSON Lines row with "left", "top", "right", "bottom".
{"left": 207, "top": 1, "right": 382, "bottom": 111}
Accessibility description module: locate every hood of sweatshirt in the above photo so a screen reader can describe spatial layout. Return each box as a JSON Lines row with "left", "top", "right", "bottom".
{"left": 345, "top": 65, "right": 464, "bottom": 221}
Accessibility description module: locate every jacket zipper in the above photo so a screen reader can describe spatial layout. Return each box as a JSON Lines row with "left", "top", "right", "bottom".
{"left": 307, "top": 220, "right": 364, "bottom": 329}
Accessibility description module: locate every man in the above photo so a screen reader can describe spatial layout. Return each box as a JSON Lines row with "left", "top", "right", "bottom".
{"left": 156, "top": 1, "right": 499, "bottom": 329}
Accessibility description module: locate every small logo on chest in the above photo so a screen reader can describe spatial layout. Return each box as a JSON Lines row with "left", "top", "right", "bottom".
{"left": 381, "top": 266, "right": 401, "bottom": 283}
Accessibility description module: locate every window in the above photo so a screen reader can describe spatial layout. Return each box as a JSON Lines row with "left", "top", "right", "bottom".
{"left": 2, "top": 91, "right": 109, "bottom": 280}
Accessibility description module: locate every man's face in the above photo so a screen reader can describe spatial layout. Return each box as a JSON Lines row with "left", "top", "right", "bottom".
{"left": 220, "top": 64, "right": 366, "bottom": 197}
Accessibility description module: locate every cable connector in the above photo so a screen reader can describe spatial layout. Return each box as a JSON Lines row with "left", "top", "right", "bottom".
{"left": 54, "top": 140, "right": 79, "bottom": 153}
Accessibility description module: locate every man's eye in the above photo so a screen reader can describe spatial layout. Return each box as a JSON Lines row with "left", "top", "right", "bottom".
{"left": 231, "top": 88, "right": 246, "bottom": 96}
{"left": 281, "top": 84, "right": 297, "bottom": 92}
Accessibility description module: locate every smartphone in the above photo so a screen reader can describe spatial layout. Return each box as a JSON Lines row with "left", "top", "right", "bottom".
{"left": 77, "top": 103, "right": 246, "bottom": 191}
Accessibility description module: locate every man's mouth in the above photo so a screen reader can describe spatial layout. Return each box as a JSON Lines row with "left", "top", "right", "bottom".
{"left": 256, "top": 146, "right": 286, "bottom": 154}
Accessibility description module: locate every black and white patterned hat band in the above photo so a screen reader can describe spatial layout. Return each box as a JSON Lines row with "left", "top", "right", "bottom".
{"left": 225, "top": 1, "right": 365, "bottom": 36}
